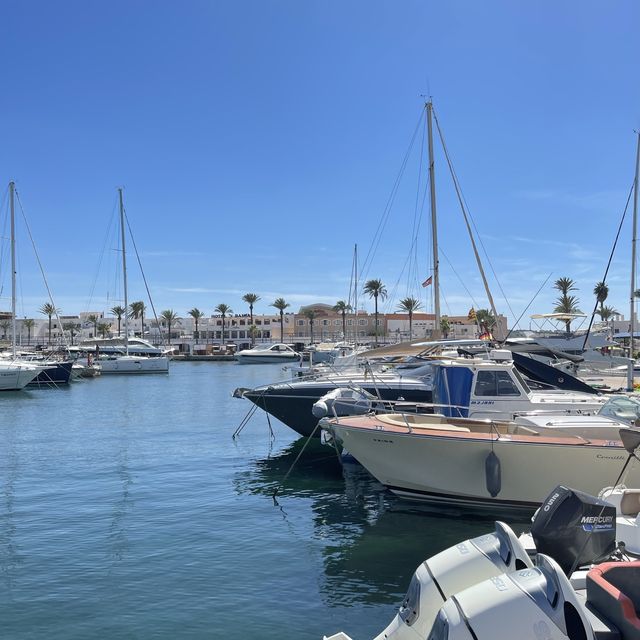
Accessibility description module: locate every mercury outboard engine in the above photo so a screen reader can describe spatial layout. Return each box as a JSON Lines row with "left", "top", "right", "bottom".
{"left": 531, "top": 485, "right": 616, "bottom": 575}
{"left": 369, "top": 522, "right": 532, "bottom": 640}
{"left": 428, "top": 554, "right": 594, "bottom": 640}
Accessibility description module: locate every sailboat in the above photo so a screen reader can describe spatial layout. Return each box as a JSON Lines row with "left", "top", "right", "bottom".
{"left": 95, "top": 189, "right": 169, "bottom": 374}
{"left": 0, "top": 182, "right": 49, "bottom": 390}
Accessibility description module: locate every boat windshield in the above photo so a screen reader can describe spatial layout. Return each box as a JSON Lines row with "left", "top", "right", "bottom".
{"left": 512, "top": 367, "right": 531, "bottom": 394}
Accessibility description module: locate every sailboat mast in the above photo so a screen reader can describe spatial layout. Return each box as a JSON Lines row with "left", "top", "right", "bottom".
{"left": 119, "top": 188, "right": 129, "bottom": 356}
{"left": 426, "top": 101, "right": 441, "bottom": 338}
{"left": 354, "top": 244, "right": 358, "bottom": 342}
{"left": 630, "top": 132, "right": 640, "bottom": 364}
{"left": 9, "top": 181, "right": 16, "bottom": 358}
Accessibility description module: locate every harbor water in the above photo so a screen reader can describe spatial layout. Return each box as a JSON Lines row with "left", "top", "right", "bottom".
{"left": 0, "top": 362, "right": 525, "bottom": 639}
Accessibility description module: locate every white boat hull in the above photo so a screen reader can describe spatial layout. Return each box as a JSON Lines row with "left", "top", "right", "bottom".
{"left": 98, "top": 356, "right": 169, "bottom": 374}
{"left": 327, "top": 419, "right": 639, "bottom": 513}
{"left": 0, "top": 362, "right": 44, "bottom": 390}
{"left": 235, "top": 354, "right": 300, "bottom": 364}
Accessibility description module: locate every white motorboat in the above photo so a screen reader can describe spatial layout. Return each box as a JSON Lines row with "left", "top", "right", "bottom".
{"left": 431, "top": 350, "right": 607, "bottom": 420}
{"left": 235, "top": 343, "right": 301, "bottom": 365}
{"left": 321, "top": 412, "right": 640, "bottom": 513}
{"left": 72, "top": 336, "right": 168, "bottom": 357}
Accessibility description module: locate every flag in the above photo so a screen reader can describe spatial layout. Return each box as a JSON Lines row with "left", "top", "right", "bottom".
{"left": 468, "top": 307, "right": 476, "bottom": 320}
{"left": 421, "top": 276, "right": 433, "bottom": 288}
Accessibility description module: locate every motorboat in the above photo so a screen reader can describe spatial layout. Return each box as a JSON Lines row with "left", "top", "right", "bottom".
{"left": 325, "top": 483, "right": 638, "bottom": 640}
{"left": 235, "top": 343, "right": 302, "bottom": 365}
{"left": 431, "top": 350, "right": 607, "bottom": 421}
{"left": 320, "top": 412, "right": 640, "bottom": 514}
{"left": 234, "top": 361, "right": 435, "bottom": 438}
{"left": 73, "top": 336, "right": 169, "bottom": 357}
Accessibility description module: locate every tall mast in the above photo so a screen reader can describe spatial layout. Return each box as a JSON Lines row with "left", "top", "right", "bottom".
{"left": 119, "top": 188, "right": 129, "bottom": 356}
{"left": 426, "top": 101, "right": 441, "bottom": 338}
{"left": 630, "top": 132, "right": 640, "bottom": 369}
{"left": 354, "top": 243, "right": 358, "bottom": 342}
{"left": 9, "top": 181, "right": 16, "bottom": 358}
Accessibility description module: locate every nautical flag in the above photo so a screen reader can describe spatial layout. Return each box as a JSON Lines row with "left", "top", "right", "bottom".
{"left": 422, "top": 276, "right": 433, "bottom": 288}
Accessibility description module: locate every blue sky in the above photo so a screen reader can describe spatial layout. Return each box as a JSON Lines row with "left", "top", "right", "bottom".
{"left": 1, "top": 1, "right": 639, "bottom": 331}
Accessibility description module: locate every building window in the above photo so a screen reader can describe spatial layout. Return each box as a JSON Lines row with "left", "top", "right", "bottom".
{"left": 297, "top": 320, "right": 304, "bottom": 326}
{"left": 334, "top": 320, "right": 340, "bottom": 326}
{"left": 347, "top": 319, "right": 354, "bottom": 326}
{"left": 322, "top": 319, "right": 329, "bottom": 326}
{"left": 358, "top": 319, "right": 367, "bottom": 326}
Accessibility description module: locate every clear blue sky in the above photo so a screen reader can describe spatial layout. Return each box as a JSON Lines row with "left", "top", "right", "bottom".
{"left": 1, "top": 0, "right": 639, "bottom": 331}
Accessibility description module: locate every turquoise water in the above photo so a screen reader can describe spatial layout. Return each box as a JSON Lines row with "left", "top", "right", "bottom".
{"left": 0, "top": 362, "right": 521, "bottom": 639}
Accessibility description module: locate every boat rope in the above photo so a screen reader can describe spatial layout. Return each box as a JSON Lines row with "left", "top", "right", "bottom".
{"left": 432, "top": 107, "right": 505, "bottom": 332}
{"left": 581, "top": 178, "right": 636, "bottom": 351}
{"left": 232, "top": 403, "right": 260, "bottom": 439}
{"left": 360, "top": 108, "right": 425, "bottom": 285}
{"left": 272, "top": 420, "right": 322, "bottom": 504}
{"left": 14, "top": 188, "right": 69, "bottom": 348}
{"left": 122, "top": 207, "right": 167, "bottom": 348}
{"left": 500, "top": 273, "right": 554, "bottom": 344}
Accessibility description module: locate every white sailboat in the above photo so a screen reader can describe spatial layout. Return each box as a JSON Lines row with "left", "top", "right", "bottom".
{"left": 0, "top": 182, "right": 48, "bottom": 390}
{"left": 97, "top": 189, "right": 169, "bottom": 374}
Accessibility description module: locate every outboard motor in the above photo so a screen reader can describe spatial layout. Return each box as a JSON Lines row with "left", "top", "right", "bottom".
{"left": 312, "top": 388, "right": 379, "bottom": 419}
{"left": 531, "top": 485, "right": 616, "bottom": 575}
{"left": 428, "top": 554, "right": 594, "bottom": 640}
{"left": 370, "top": 522, "right": 532, "bottom": 640}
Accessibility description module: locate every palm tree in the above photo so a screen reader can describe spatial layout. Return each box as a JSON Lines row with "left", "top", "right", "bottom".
{"left": 304, "top": 309, "right": 317, "bottom": 344}
{"left": 271, "top": 297, "right": 290, "bottom": 343}
{"left": 160, "top": 309, "right": 180, "bottom": 345}
{"left": 397, "top": 297, "right": 422, "bottom": 340}
{"left": 188, "top": 308, "right": 205, "bottom": 344}
{"left": 440, "top": 315, "right": 451, "bottom": 339}
{"left": 110, "top": 305, "right": 126, "bottom": 337}
{"left": 97, "top": 322, "right": 111, "bottom": 338}
{"left": 86, "top": 314, "right": 99, "bottom": 338}
{"left": 63, "top": 322, "right": 80, "bottom": 346}
{"left": 593, "top": 281, "right": 609, "bottom": 314}
{"left": 333, "top": 300, "right": 352, "bottom": 340}
{"left": 553, "top": 277, "right": 581, "bottom": 333}
{"left": 0, "top": 320, "right": 9, "bottom": 339}
{"left": 129, "top": 301, "right": 146, "bottom": 338}
{"left": 363, "top": 279, "right": 387, "bottom": 345}
{"left": 475, "top": 309, "right": 497, "bottom": 336}
{"left": 39, "top": 302, "right": 59, "bottom": 346}
{"left": 242, "top": 293, "right": 260, "bottom": 345}
{"left": 598, "top": 305, "right": 619, "bottom": 322}
{"left": 214, "top": 304, "right": 232, "bottom": 346}
{"left": 23, "top": 318, "right": 34, "bottom": 345}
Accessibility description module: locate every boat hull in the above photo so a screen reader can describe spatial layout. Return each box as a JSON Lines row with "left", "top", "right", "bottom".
{"left": 235, "top": 354, "right": 300, "bottom": 364}
{"left": 326, "top": 418, "right": 638, "bottom": 515}
{"left": 28, "top": 361, "right": 74, "bottom": 385}
{"left": 242, "top": 384, "right": 432, "bottom": 438}
{"left": 98, "top": 356, "right": 170, "bottom": 374}
{"left": 0, "top": 362, "right": 43, "bottom": 390}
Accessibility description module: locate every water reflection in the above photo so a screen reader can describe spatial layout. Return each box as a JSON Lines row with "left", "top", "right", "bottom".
{"left": 236, "top": 437, "right": 531, "bottom": 608}
{"left": 107, "top": 443, "right": 133, "bottom": 565}
{"left": 0, "top": 427, "right": 22, "bottom": 596}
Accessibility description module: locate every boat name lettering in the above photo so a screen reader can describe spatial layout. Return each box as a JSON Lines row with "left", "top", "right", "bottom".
{"left": 596, "top": 454, "right": 625, "bottom": 460}
{"left": 470, "top": 400, "right": 495, "bottom": 405}
{"left": 542, "top": 491, "right": 561, "bottom": 512}
{"left": 580, "top": 515, "right": 614, "bottom": 525}
{"left": 372, "top": 438, "right": 394, "bottom": 445}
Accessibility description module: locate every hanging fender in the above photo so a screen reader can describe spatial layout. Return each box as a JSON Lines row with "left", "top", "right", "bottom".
{"left": 485, "top": 450, "right": 501, "bottom": 497}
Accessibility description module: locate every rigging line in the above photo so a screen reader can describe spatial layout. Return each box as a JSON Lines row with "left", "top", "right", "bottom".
{"left": 439, "top": 246, "right": 482, "bottom": 310}
{"left": 500, "top": 272, "right": 554, "bottom": 343}
{"left": 360, "top": 108, "right": 424, "bottom": 283}
{"left": 408, "top": 114, "right": 428, "bottom": 285}
{"left": 85, "top": 199, "right": 118, "bottom": 314}
{"left": 432, "top": 106, "right": 515, "bottom": 323}
{"left": 581, "top": 178, "right": 636, "bottom": 351}
{"left": 122, "top": 207, "right": 167, "bottom": 347}
{"left": 14, "top": 189, "right": 68, "bottom": 348}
